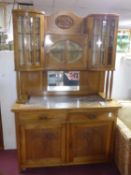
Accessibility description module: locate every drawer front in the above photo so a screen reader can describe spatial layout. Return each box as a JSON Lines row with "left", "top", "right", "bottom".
{"left": 17, "top": 111, "right": 66, "bottom": 123}
{"left": 68, "top": 111, "right": 116, "bottom": 123}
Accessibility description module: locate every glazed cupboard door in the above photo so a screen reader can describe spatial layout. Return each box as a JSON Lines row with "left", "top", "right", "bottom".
{"left": 13, "top": 10, "right": 45, "bottom": 71}
{"left": 87, "top": 14, "right": 119, "bottom": 71}
{"left": 67, "top": 112, "right": 115, "bottom": 164}
{"left": 45, "top": 34, "right": 88, "bottom": 70}
{"left": 16, "top": 113, "right": 66, "bottom": 170}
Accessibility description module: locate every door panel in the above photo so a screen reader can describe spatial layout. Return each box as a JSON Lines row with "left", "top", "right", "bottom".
{"left": 68, "top": 121, "right": 113, "bottom": 163}
{"left": 19, "top": 121, "right": 66, "bottom": 166}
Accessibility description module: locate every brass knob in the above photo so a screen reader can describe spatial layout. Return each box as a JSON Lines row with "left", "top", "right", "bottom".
{"left": 39, "top": 115, "right": 48, "bottom": 120}
{"left": 87, "top": 115, "right": 96, "bottom": 120}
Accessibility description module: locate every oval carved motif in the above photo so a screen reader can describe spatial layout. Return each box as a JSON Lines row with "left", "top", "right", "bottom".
{"left": 55, "top": 15, "right": 74, "bottom": 29}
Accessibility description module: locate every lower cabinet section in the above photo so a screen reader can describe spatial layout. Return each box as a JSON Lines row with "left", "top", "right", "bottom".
{"left": 14, "top": 109, "right": 117, "bottom": 171}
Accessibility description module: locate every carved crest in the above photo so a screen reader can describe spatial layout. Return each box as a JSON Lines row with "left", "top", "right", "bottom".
{"left": 55, "top": 15, "right": 74, "bottom": 29}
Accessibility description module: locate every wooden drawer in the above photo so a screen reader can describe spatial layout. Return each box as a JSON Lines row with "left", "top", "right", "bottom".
{"left": 17, "top": 111, "right": 66, "bottom": 123}
{"left": 68, "top": 111, "right": 115, "bottom": 123}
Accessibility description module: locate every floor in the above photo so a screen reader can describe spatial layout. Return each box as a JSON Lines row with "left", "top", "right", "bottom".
{"left": 0, "top": 150, "right": 120, "bottom": 175}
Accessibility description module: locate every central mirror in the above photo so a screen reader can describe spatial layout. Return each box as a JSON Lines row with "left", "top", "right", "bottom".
{"left": 47, "top": 71, "right": 80, "bottom": 91}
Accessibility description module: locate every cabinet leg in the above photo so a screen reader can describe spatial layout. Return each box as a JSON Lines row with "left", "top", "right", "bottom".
{"left": 20, "top": 167, "right": 27, "bottom": 173}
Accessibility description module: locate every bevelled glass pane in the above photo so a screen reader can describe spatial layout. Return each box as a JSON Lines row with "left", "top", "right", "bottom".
{"left": 49, "top": 40, "right": 83, "bottom": 64}
{"left": 67, "top": 40, "right": 83, "bottom": 63}
{"left": 92, "top": 18, "right": 103, "bottom": 66}
{"left": 19, "top": 50, "right": 24, "bottom": 65}
{"left": 92, "top": 35, "right": 101, "bottom": 65}
{"left": 18, "top": 34, "right": 24, "bottom": 65}
{"left": 25, "top": 34, "right": 32, "bottom": 64}
{"left": 93, "top": 18, "right": 102, "bottom": 36}
{"left": 18, "top": 16, "right": 23, "bottom": 33}
{"left": 49, "top": 41, "right": 65, "bottom": 63}
{"left": 18, "top": 34, "right": 24, "bottom": 50}
{"left": 24, "top": 16, "right": 32, "bottom": 33}
{"left": 35, "top": 34, "right": 40, "bottom": 64}
{"left": 35, "top": 17, "right": 40, "bottom": 34}
{"left": 107, "top": 19, "right": 115, "bottom": 65}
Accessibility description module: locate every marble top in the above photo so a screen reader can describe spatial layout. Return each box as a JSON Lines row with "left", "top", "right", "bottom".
{"left": 12, "top": 95, "right": 121, "bottom": 111}
{"left": 26, "top": 95, "right": 105, "bottom": 108}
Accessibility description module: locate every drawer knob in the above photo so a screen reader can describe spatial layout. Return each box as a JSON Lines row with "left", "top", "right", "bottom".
{"left": 39, "top": 115, "right": 48, "bottom": 120}
{"left": 87, "top": 115, "right": 96, "bottom": 120}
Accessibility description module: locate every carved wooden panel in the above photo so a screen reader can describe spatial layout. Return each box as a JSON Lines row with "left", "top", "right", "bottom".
{"left": 68, "top": 121, "right": 114, "bottom": 163}
{"left": 55, "top": 15, "right": 74, "bottom": 29}
{"left": 46, "top": 11, "right": 84, "bottom": 34}
{"left": 18, "top": 121, "right": 66, "bottom": 167}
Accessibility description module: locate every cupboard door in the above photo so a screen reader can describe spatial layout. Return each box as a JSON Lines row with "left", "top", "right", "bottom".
{"left": 17, "top": 119, "right": 66, "bottom": 168}
{"left": 68, "top": 112, "right": 115, "bottom": 164}
{"left": 45, "top": 34, "right": 88, "bottom": 70}
{"left": 87, "top": 15, "right": 119, "bottom": 70}
{"left": 13, "top": 10, "right": 45, "bottom": 71}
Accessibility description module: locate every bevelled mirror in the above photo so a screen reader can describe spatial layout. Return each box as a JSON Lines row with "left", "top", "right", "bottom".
{"left": 47, "top": 71, "right": 80, "bottom": 91}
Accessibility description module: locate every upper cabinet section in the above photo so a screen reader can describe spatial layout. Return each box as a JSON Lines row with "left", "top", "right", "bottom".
{"left": 13, "top": 9, "right": 45, "bottom": 71}
{"left": 86, "top": 14, "right": 119, "bottom": 71}
{"left": 12, "top": 10, "right": 119, "bottom": 71}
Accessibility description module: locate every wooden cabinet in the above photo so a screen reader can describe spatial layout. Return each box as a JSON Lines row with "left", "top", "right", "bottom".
{"left": 86, "top": 14, "right": 119, "bottom": 70}
{"left": 13, "top": 105, "right": 118, "bottom": 171}
{"left": 13, "top": 9, "right": 45, "bottom": 71}
{"left": 12, "top": 9, "right": 120, "bottom": 172}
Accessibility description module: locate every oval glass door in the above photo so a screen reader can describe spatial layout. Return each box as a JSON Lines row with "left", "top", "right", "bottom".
{"left": 49, "top": 40, "right": 83, "bottom": 64}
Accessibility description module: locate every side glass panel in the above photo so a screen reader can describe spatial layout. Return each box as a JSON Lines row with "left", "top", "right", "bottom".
{"left": 47, "top": 71, "right": 80, "bottom": 91}
{"left": 17, "top": 15, "right": 41, "bottom": 66}
{"left": 34, "top": 17, "right": 40, "bottom": 64}
{"left": 91, "top": 16, "right": 115, "bottom": 67}
{"left": 107, "top": 19, "right": 115, "bottom": 65}
{"left": 18, "top": 16, "right": 25, "bottom": 65}
{"left": 92, "top": 17, "right": 102, "bottom": 66}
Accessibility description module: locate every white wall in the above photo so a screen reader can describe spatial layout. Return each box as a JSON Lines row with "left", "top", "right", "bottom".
{"left": 112, "top": 53, "right": 131, "bottom": 100}
{"left": 6, "top": 4, "right": 14, "bottom": 43}
{"left": 0, "top": 51, "right": 17, "bottom": 149}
